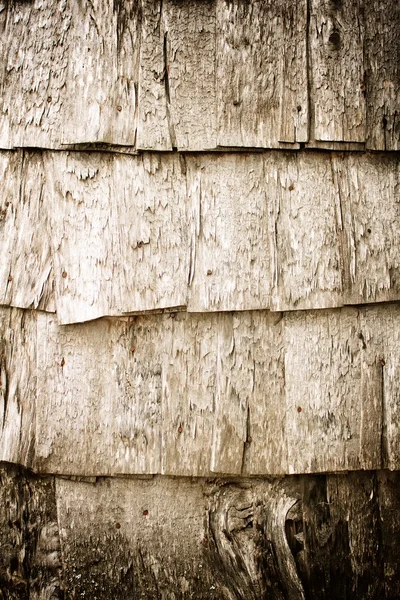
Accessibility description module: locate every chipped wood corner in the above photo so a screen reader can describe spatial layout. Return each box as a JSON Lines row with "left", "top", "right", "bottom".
{"left": 0, "top": 0, "right": 400, "bottom": 597}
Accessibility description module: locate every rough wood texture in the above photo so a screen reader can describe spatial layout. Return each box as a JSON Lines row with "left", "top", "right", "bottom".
{"left": 0, "top": 151, "right": 54, "bottom": 313}
{"left": 0, "top": 0, "right": 140, "bottom": 149}
{"left": 44, "top": 151, "right": 187, "bottom": 324}
{"left": 2, "top": 463, "right": 399, "bottom": 599}
{"left": 1, "top": 150, "right": 396, "bottom": 322}
{"left": 365, "top": 0, "right": 400, "bottom": 151}
{"left": 1, "top": 0, "right": 399, "bottom": 150}
{"left": 0, "top": 308, "right": 37, "bottom": 468}
{"left": 216, "top": 0, "right": 307, "bottom": 148}
{"left": 2, "top": 304, "right": 400, "bottom": 476}
{"left": 309, "top": 0, "right": 365, "bottom": 143}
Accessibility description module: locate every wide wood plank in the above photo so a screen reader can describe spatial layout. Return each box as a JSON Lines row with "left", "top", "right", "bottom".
{"left": 45, "top": 152, "right": 187, "bottom": 324}
{"left": 0, "top": 0, "right": 139, "bottom": 149}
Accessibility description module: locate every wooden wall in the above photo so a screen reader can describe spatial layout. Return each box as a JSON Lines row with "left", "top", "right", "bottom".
{"left": 0, "top": 0, "right": 399, "bottom": 597}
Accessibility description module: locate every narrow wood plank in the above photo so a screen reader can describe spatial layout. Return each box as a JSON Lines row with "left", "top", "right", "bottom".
{"left": 0, "top": 308, "right": 37, "bottom": 467}
{"left": 210, "top": 313, "right": 252, "bottom": 475}
{"left": 163, "top": 0, "right": 217, "bottom": 150}
{"left": 268, "top": 151, "right": 343, "bottom": 311}
{"left": 242, "top": 311, "right": 287, "bottom": 475}
{"left": 161, "top": 312, "right": 216, "bottom": 476}
{"left": 309, "top": 0, "right": 365, "bottom": 143}
{"left": 137, "top": 0, "right": 173, "bottom": 150}
{"left": 0, "top": 151, "right": 55, "bottom": 313}
{"left": 0, "top": 0, "right": 139, "bottom": 149}
{"left": 187, "top": 153, "right": 271, "bottom": 312}
{"left": 337, "top": 153, "right": 400, "bottom": 305}
{"left": 216, "top": 0, "right": 308, "bottom": 148}
{"left": 45, "top": 152, "right": 187, "bottom": 324}
{"left": 365, "top": 0, "right": 400, "bottom": 150}
{"left": 378, "top": 304, "right": 400, "bottom": 471}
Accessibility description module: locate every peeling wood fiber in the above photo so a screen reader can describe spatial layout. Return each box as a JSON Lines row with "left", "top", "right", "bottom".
{"left": 0, "top": 0, "right": 398, "bottom": 151}
{"left": 0, "top": 304, "right": 400, "bottom": 477}
{"left": 0, "top": 150, "right": 400, "bottom": 323}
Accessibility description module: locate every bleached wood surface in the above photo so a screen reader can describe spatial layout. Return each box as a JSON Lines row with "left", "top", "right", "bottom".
{"left": 1, "top": 304, "right": 399, "bottom": 476}
{"left": 1, "top": 150, "right": 399, "bottom": 323}
{"left": 0, "top": 0, "right": 398, "bottom": 151}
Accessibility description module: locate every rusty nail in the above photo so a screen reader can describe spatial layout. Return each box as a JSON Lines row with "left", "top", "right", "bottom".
{"left": 247, "top": 436, "right": 253, "bottom": 443}
{"left": 62, "top": 271, "right": 67, "bottom": 278}
{"left": 47, "top": 96, "right": 52, "bottom": 103}
{"left": 7, "top": 275, "right": 12, "bottom": 282}
{"left": 117, "top": 105, "right": 122, "bottom": 112}
{"left": 207, "top": 269, "right": 213, "bottom": 276}
{"left": 143, "top": 510, "right": 149, "bottom": 516}
{"left": 288, "top": 184, "right": 295, "bottom": 191}
{"left": 115, "top": 522, "right": 121, "bottom": 529}
{"left": 380, "top": 359, "right": 386, "bottom": 367}
{"left": 61, "top": 358, "right": 65, "bottom": 367}
{"left": 297, "top": 406, "right": 302, "bottom": 413}
{"left": 178, "top": 426, "right": 183, "bottom": 434}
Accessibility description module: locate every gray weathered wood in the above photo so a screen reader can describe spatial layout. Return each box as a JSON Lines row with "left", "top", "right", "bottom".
{"left": 187, "top": 153, "right": 271, "bottom": 312}
{"left": 0, "top": 150, "right": 399, "bottom": 321}
{"left": 336, "top": 153, "right": 400, "bottom": 305}
{"left": 308, "top": 0, "right": 365, "bottom": 143}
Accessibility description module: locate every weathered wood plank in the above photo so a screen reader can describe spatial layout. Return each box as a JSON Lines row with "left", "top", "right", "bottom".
{"left": 337, "top": 153, "right": 400, "bottom": 305}
{"left": 187, "top": 153, "right": 271, "bottom": 312}
{"left": 0, "top": 463, "right": 61, "bottom": 600}
{"left": 0, "top": 0, "right": 139, "bottom": 149}
{"left": 52, "top": 471, "right": 400, "bottom": 599}
{"left": 2, "top": 465, "right": 400, "bottom": 599}
{"left": 35, "top": 314, "right": 164, "bottom": 475}
{"left": 309, "top": 0, "right": 365, "bottom": 143}
{"left": 216, "top": 0, "right": 307, "bottom": 148}
{"left": 161, "top": 312, "right": 216, "bottom": 476}
{"left": 137, "top": 0, "right": 217, "bottom": 151}
{"left": 0, "top": 308, "right": 37, "bottom": 468}
{"left": 268, "top": 151, "right": 342, "bottom": 311}
{"left": 164, "top": 0, "right": 217, "bottom": 150}
{"left": 45, "top": 151, "right": 187, "bottom": 324}
{"left": 284, "top": 307, "right": 382, "bottom": 474}
{"left": 365, "top": 0, "right": 400, "bottom": 151}
{"left": 0, "top": 151, "right": 55, "bottom": 313}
